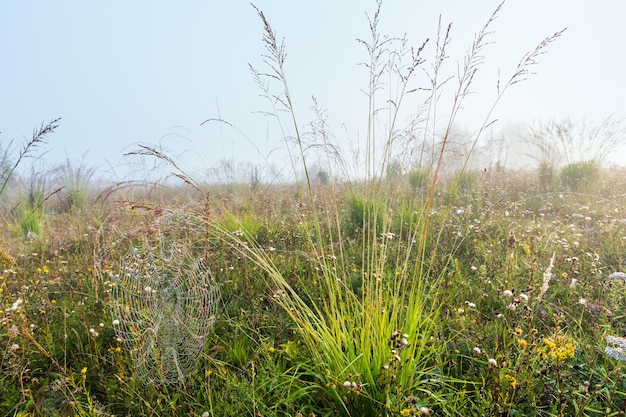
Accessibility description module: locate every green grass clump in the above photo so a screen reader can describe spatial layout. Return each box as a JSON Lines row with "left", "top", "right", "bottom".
{"left": 559, "top": 160, "right": 600, "bottom": 192}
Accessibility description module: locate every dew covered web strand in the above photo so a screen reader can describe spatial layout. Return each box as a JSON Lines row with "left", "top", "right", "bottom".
{"left": 110, "top": 210, "right": 219, "bottom": 385}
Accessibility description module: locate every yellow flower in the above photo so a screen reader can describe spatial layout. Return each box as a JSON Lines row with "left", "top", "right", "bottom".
{"left": 81, "top": 367, "right": 87, "bottom": 375}
{"left": 518, "top": 339, "right": 528, "bottom": 349}
{"left": 400, "top": 409, "right": 411, "bottom": 416}
{"left": 514, "top": 328, "right": 523, "bottom": 336}
{"left": 505, "top": 374, "right": 518, "bottom": 389}
{"left": 542, "top": 335, "right": 576, "bottom": 362}
{"left": 268, "top": 346, "right": 276, "bottom": 353}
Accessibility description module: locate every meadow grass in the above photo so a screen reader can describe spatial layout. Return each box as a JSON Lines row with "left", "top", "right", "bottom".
{"left": 1, "top": 170, "right": 626, "bottom": 416}
{"left": 3, "top": 2, "right": 626, "bottom": 417}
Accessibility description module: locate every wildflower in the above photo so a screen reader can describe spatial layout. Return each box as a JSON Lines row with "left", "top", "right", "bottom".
{"left": 343, "top": 380, "right": 352, "bottom": 388}
{"left": 112, "top": 319, "right": 120, "bottom": 326}
{"left": 538, "top": 253, "right": 555, "bottom": 302}
{"left": 81, "top": 367, "right": 88, "bottom": 375}
{"left": 505, "top": 374, "right": 518, "bottom": 389}
{"left": 518, "top": 339, "right": 528, "bottom": 349}
{"left": 543, "top": 335, "right": 576, "bottom": 361}
{"left": 202, "top": 413, "right": 210, "bottom": 417}
{"left": 268, "top": 346, "right": 275, "bottom": 353}
{"left": 401, "top": 409, "right": 411, "bottom": 416}
{"left": 10, "top": 343, "right": 19, "bottom": 351}
{"left": 470, "top": 265, "right": 478, "bottom": 272}
{"left": 419, "top": 407, "right": 432, "bottom": 415}
{"left": 519, "top": 293, "right": 528, "bottom": 302}
{"left": 606, "top": 336, "right": 626, "bottom": 361}
{"left": 488, "top": 358, "right": 498, "bottom": 367}
{"left": 473, "top": 347, "right": 482, "bottom": 354}
{"left": 9, "top": 298, "right": 23, "bottom": 311}
{"left": 465, "top": 301, "right": 476, "bottom": 308}
{"left": 503, "top": 290, "right": 513, "bottom": 298}
{"left": 514, "top": 328, "right": 523, "bottom": 336}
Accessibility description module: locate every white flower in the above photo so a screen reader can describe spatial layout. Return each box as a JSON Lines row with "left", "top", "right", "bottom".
{"left": 609, "top": 272, "right": 626, "bottom": 280}
{"left": 488, "top": 358, "right": 498, "bottom": 367}
{"left": 519, "top": 293, "right": 529, "bottom": 302}
{"left": 473, "top": 347, "right": 482, "bottom": 354}
{"left": 343, "top": 380, "right": 352, "bottom": 388}
{"left": 503, "top": 290, "right": 513, "bottom": 298}
{"left": 605, "top": 336, "right": 626, "bottom": 361}
{"left": 9, "top": 298, "right": 23, "bottom": 311}
{"left": 202, "top": 413, "right": 210, "bottom": 417}
{"left": 112, "top": 319, "right": 120, "bottom": 326}
{"left": 10, "top": 343, "right": 19, "bottom": 351}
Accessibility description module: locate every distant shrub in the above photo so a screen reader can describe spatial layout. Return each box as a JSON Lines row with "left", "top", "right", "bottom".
{"left": 408, "top": 169, "right": 430, "bottom": 191}
{"left": 559, "top": 160, "right": 599, "bottom": 192}
{"left": 538, "top": 161, "right": 556, "bottom": 192}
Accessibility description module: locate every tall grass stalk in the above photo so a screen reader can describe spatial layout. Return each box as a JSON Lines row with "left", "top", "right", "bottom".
{"left": 0, "top": 118, "right": 59, "bottom": 199}
{"left": 201, "top": 2, "right": 565, "bottom": 415}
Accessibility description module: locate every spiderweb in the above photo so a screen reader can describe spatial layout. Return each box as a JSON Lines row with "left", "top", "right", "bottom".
{"left": 109, "top": 209, "right": 219, "bottom": 385}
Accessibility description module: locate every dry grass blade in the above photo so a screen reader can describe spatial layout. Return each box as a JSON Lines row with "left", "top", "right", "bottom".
{"left": 0, "top": 118, "right": 61, "bottom": 197}
{"left": 508, "top": 28, "right": 568, "bottom": 87}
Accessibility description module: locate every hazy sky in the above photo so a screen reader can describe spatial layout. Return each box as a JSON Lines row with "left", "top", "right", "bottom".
{"left": 1, "top": 1, "right": 625, "bottom": 179}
